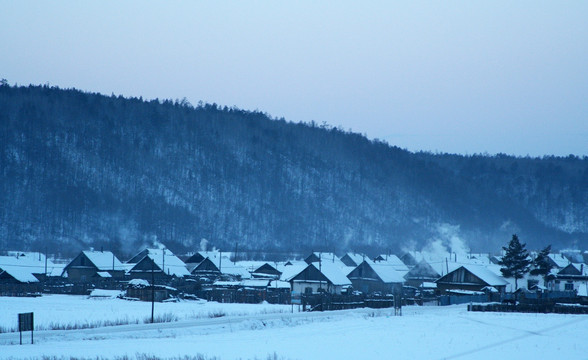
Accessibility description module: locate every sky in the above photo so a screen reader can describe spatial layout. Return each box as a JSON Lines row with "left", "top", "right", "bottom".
{"left": 1, "top": 1, "right": 587, "bottom": 157}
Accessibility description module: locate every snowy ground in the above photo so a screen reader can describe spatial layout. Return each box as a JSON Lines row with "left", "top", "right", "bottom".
{"left": 0, "top": 295, "right": 296, "bottom": 332}
{"left": 1, "top": 295, "right": 587, "bottom": 360}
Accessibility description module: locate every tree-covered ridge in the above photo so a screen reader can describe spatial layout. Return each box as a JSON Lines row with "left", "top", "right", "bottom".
{"left": 1, "top": 84, "right": 587, "bottom": 257}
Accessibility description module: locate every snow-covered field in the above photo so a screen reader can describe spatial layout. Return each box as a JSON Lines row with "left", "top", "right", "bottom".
{"left": 1, "top": 295, "right": 587, "bottom": 360}
{"left": 0, "top": 295, "right": 296, "bottom": 332}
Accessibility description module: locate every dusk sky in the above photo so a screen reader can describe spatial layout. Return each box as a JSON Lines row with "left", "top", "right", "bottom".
{"left": 2, "top": 1, "right": 587, "bottom": 156}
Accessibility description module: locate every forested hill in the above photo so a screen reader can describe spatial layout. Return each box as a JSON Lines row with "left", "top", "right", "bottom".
{"left": 1, "top": 84, "right": 587, "bottom": 258}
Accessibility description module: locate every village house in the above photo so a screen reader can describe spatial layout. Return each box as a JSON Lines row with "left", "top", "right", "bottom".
{"left": 340, "top": 253, "right": 366, "bottom": 267}
{"left": 188, "top": 257, "right": 221, "bottom": 277}
{"left": 347, "top": 260, "right": 405, "bottom": 295}
{"left": 285, "top": 262, "right": 351, "bottom": 295}
{"left": 304, "top": 252, "right": 344, "bottom": 266}
{"left": 127, "top": 248, "right": 190, "bottom": 280}
{"left": 0, "top": 252, "right": 61, "bottom": 284}
{"left": 372, "top": 254, "right": 410, "bottom": 272}
{"left": 554, "top": 263, "right": 588, "bottom": 293}
{"left": 250, "top": 263, "right": 282, "bottom": 279}
{"left": 403, "top": 260, "right": 442, "bottom": 288}
{"left": 62, "top": 250, "right": 125, "bottom": 282}
{"left": 435, "top": 264, "right": 508, "bottom": 294}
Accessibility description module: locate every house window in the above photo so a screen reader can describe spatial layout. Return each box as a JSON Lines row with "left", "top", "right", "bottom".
{"left": 565, "top": 283, "right": 574, "bottom": 291}
{"left": 527, "top": 280, "right": 538, "bottom": 289}
{"left": 304, "top": 287, "right": 313, "bottom": 294}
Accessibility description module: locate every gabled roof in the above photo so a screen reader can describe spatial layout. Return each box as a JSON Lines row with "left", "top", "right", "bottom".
{"left": 318, "top": 262, "right": 352, "bottom": 286}
{"left": 438, "top": 265, "right": 508, "bottom": 287}
{"left": 548, "top": 254, "right": 571, "bottom": 269}
{"left": 558, "top": 263, "right": 588, "bottom": 276}
{"left": 0, "top": 252, "right": 60, "bottom": 283}
{"left": 404, "top": 260, "right": 441, "bottom": 280}
{"left": 341, "top": 253, "right": 366, "bottom": 266}
{"left": 129, "top": 248, "right": 190, "bottom": 277}
{"left": 373, "top": 254, "right": 410, "bottom": 272}
{"left": 82, "top": 251, "right": 125, "bottom": 271}
{"left": 189, "top": 257, "right": 220, "bottom": 274}
{"left": 284, "top": 263, "right": 352, "bottom": 286}
{"left": 368, "top": 263, "right": 406, "bottom": 283}
{"left": 305, "top": 252, "right": 341, "bottom": 265}
{"left": 0, "top": 256, "right": 41, "bottom": 283}
{"left": 279, "top": 263, "right": 309, "bottom": 281}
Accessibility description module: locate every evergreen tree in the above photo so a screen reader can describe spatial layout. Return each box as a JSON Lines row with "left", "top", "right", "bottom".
{"left": 530, "top": 245, "right": 555, "bottom": 287}
{"left": 498, "top": 234, "right": 531, "bottom": 290}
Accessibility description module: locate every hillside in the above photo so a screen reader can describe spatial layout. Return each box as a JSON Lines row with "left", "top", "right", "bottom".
{"left": 1, "top": 84, "right": 587, "bottom": 258}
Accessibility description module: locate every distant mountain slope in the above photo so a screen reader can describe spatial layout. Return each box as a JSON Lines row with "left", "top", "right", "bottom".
{"left": 1, "top": 84, "right": 587, "bottom": 257}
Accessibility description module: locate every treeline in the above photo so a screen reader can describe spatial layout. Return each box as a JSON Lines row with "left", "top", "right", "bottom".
{"left": 0, "top": 84, "right": 586, "bottom": 258}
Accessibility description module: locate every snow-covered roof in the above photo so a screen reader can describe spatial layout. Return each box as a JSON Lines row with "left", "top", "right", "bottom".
{"left": 315, "top": 263, "right": 352, "bottom": 286}
{"left": 236, "top": 261, "right": 273, "bottom": 273}
{"left": 241, "top": 279, "right": 271, "bottom": 288}
{"left": 373, "top": 255, "right": 410, "bottom": 272}
{"left": 89, "top": 289, "right": 122, "bottom": 298}
{"left": 369, "top": 263, "right": 406, "bottom": 283}
{"left": 96, "top": 271, "right": 112, "bottom": 278}
{"left": 128, "top": 278, "right": 150, "bottom": 287}
{"left": 462, "top": 265, "right": 509, "bottom": 287}
{"left": 0, "top": 255, "right": 40, "bottom": 283}
{"left": 548, "top": 254, "right": 570, "bottom": 268}
{"left": 134, "top": 248, "right": 190, "bottom": 277}
{"left": 342, "top": 253, "right": 365, "bottom": 266}
{"left": 82, "top": 251, "right": 125, "bottom": 271}
{"left": 270, "top": 280, "right": 291, "bottom": 289}
{"left": 219, "top": 261, "right": 251, "bottom": 278}
{"left": 0, "top": 252, "right": 61, "bottom": 283}
{"left": 200, "top": 255, "right": 251, "bottom": 278}
{"left": 280, "top": 263, "right": 309, "bottom": 281}
{"left": 420, "top": 282, "right": 437, "bottom": 289}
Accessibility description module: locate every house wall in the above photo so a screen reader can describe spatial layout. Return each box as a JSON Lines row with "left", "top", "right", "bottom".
{"left": 291, "top": 281, "right": 344, "bottom": 294}
{"left": 65, "top": 267, "right": 100, "bottom": 282}
{"left": 350, "top": 278, "right": 396, "bottom": 294}
{"left": 553, "top": 278, "right": 588, "bottom": 292}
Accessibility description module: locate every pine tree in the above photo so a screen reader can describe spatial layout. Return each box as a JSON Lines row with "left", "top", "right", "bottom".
{"left": 498, "top": 234, "right": 531, "bottom": 290}
{"left": 530, "top": 245, "right": 554, "bottom": 287}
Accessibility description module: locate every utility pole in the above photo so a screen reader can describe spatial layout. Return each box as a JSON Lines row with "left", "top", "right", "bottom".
{"left": 151, "top": 260, "right": 155, "bottom": 323}
{"left": 319, "top": 253, "right": 323, "bottom": 311}
{"left": 44, "top": 247, "right": 48, "bottom": 277}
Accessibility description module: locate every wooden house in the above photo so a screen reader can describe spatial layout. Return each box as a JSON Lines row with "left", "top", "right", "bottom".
{"left": 340, "top": 253, "right": 365, "bottom": 267}
{"left": 184, "top": 252, "right": 205, "bottom": 264}
{"left": 251, "top": 263, "right": 282, "bottom": 279}
{"left": 304, "top": 252, "right": 341, "bottom": 265}
{"left": 189, "top": 257, "right": 221, "bottom": 276}
{"left": 403, "top": 260, "right": 441, "bottom": 288}
{"left": 127, "top": 248, "right": 190, "bottom": 280}
{"left": 62, "top": 250, "right": 125, "bottom": 282}
{"left": 347, "top": 260, "right": 405, "bottom": 295}
{"left": 373, "top": 254, "right": 410, "bottom": 272}
{"left": 400, "top": 252, "right": 418, "bottom": 267}
{"left": 285, "top": 263, "right": 351, "bottom": 295}
{"left": 435, "top": 265, "right": 508, "bottom": 294}
{"left": 0, "top": 252, "right": 62, "bottom": 284}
